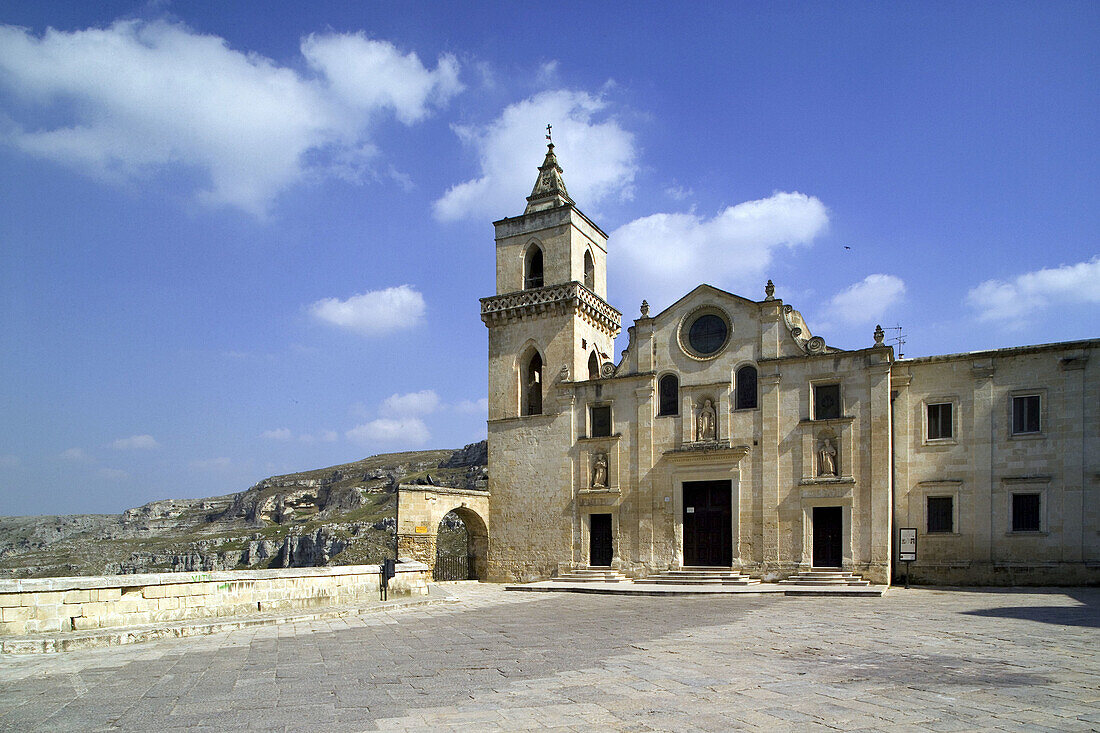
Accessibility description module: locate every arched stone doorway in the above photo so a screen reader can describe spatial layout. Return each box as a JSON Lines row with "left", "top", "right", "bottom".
{"left": 395, "top": 485, "right": 490, "bottom": 581}
{"left": 433, "top": 506, "right": 489, "bottom": 581}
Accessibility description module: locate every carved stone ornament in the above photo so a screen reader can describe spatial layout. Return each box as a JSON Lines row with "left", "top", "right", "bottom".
{"left": 591, "top": 452, "right": 608, "bottom": 488}
{"left": 818, "top": 438, "right": 838, "bottom": 477}
{"left": 873, "top": 324, "right": 885, "bottom": 347}
{"left": 765, "top": 279, "right": 775, "bottom": 300}
{"left": 782, "top": 304, "right": 830, "bottom": 356}
{"left": 558, "top": 364, "right": 570, "bottom": 382}
{"left": 640, "top": 299, "right": 650, "bottom": 317}
{"left": 600, "top": 361, "right": 615, "bottom": 379}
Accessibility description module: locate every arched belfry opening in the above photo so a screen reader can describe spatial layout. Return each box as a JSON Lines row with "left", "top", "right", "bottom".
{"left": 524, "top": 244, "right": 544, "bottom": 289}
{"left": 588, "top": 351, "right": 600, "bottom": 381}
{"left": 433, "top": 507, "right": 489, "bottom": 581}
{"left": 583, "top": 249, "right": 595, "bottom": 290}
{"left": 523, "top": 350, "right": 543, "bottom": 415}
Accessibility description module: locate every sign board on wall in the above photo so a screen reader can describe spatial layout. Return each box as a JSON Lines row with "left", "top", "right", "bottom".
{"left": 414, "top": 526, "right": 429, "bottom": 534}
{"left": 899, "top": 528, "right": 917, "bottom": 562}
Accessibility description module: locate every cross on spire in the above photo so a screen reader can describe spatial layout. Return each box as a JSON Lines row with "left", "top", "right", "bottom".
{"left": 545, "top": 123, "right": 553, "bottom": 143}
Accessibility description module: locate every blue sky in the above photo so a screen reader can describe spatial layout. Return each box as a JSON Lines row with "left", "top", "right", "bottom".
{"left": 1, "top": 2, "right": 1097, "bottom": 515}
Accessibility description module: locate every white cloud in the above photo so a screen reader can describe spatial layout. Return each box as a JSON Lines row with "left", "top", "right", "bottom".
{"left": 453, "top": 398, "right": 489, "bottom": 414}
{"left": 260, "top": 428, "right": 292, "bottom": 441}
{"left": 966, "top": 256, "right": 1100, "bottom": 328}
{"left": 612, "top": 192, "right": 829, "bottom": 308}
{"left": 98, "top": 467, "right": 129, "bottom": 480}
{"left": 60, "top": 447, "right": 92, "bottom": 462}
{"left": 381, "top": 390, "right": 440, "bottom": 417}
{"left": 298, "top": 430, "right": 339, "bottom": 444}
{"left": 110, "top": 434, "right": 160, "bottom": 450}
{"left": 346, "top": 418, "right": 429, "bottom": 447}
{"left": 0, "top": 21, "right": 461, "bottom": 215}
{"left": 826, "top": 274, "right": 907, "bottom": 326}
{"left": 190, "top": 457, "right": 233, "bottom": 471}
{"left": 665, "top": 184, "right": 693, "bottom": 201}
{"left": 301, "top": 32, "right": 461, "bottom": 125}
{"left": 309, "top": 285, "right": 426, "bottom": 336}
{"left": 433, "top": 88, "right": 637, "bottom": 222}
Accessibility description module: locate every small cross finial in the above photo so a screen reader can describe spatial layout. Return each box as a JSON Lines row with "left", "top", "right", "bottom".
{"left": 546, "top": 123, "right": 552, "bottom": 143}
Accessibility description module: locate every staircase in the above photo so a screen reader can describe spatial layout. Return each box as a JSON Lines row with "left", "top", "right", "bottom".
{"left": 779, "top": 569, "right": 870, "bottom": 586}
{"left": 552, "top": 567, "right": 630, "bottom": 583}
{"left": 634, "top": 567, "right": 761, "bottom": 586}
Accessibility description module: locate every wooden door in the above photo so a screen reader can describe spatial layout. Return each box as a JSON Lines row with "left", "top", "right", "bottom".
{"left": 589, "top": 513, "right": 613, "bottom": 567}
{"left": 683, "top": 480, "right": 732, "bottom": 566}
{"left": 812, "top": 506, "right": 843, "bottom": 568}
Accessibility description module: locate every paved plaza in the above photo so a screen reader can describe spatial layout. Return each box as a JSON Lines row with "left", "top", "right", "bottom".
{"left": 0, "top": 584, "right": 1097, "bottom": 731}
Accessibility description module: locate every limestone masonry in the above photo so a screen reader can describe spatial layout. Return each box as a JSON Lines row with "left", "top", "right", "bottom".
{"left": 481, "top": 143, "right": 1098, "bottom": 585}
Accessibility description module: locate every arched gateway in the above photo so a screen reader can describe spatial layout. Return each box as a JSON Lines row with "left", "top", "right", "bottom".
{"left": 395, "top": 485, "right": 489, "bottom": 581}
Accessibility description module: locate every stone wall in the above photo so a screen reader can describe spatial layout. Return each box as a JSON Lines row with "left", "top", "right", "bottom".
{"left": 893, "top": 340, "right": 1099, "bottom": 585}
{"left": 0, "top": 563, "right": 429, "bottom": 636}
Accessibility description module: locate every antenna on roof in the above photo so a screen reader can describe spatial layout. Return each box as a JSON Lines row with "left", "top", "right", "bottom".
{"left": 883, "top": 324, "right": 906, "bottom": 358}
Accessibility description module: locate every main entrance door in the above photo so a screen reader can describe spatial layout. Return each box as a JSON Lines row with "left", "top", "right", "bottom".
{"left": 812, "top": 506, "right": 843, "bottom": 568}
{"left": 683, "top": 480, "right": 732, "bottom": 566}
{"left": 589, "top": 513, "right": 613, "bottom": 567}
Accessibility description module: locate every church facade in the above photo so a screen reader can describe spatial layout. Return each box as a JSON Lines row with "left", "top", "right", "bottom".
{"left": 481, "top": 145, "right": 1099, "bottom": 586}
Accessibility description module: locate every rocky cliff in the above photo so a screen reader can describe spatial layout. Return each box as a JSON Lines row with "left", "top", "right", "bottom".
{"left": 0, "top": 441, "right": 487, "bottom": 578}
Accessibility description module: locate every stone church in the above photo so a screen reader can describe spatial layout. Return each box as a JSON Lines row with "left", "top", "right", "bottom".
{"left": 479, "top": 143, "right": 1099, "bottom": 586}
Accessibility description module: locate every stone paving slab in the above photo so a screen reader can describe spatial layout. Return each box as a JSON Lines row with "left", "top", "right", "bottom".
{"left": 0, "top": 584, "right": 1096, "bottom": 731}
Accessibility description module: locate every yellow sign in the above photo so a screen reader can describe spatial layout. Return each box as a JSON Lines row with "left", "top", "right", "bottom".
{"left": 414, "top": 526, "right": 429, "bottom": 534}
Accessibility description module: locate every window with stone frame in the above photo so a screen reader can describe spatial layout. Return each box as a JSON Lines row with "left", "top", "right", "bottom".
{"left": 1011, "top": 394, "right": 1040, "bottom": 435}
{"left": 657, "top": 374, "right": 679, "bottom": 416}
{"left": 813, "top": 384, "right": 841, "bottom": 420}
{"left": 590, "top": 404, "right": 612, "bottom": 437}
{"left": 588, "top": 351, "right": 600, "bottom": 381}
{"left": 1011, "top": 493, "right": 1041, "bottom": 532}
{"left": 583, "top": 250, "right": 595, "bottom": 290}
{"left": 736, "top": 365, "right": 758, "bottom": 410}
{"left": 927, "top": 496, "right": 954, "bottom": 533}
{"left": 927, "top": 402, "right": 953, "bottom": 440}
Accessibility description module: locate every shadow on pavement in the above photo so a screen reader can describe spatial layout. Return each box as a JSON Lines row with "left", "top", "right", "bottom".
{"left": 959, "top": 588, "right": 1100, "bottom": 628}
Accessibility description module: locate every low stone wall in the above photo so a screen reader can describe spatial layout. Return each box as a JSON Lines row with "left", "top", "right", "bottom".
{"left": 0, "top": 562, "right": 429, "bottom": 636}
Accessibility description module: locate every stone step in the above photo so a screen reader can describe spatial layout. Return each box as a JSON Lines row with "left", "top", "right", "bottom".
{"left": 779, "top": 570, "right": 871, "bottom": 586}
{"left": 635, "top": 577, "right": 761, "bottom": 586}
{"left": 634, "top": 569, "right": 761, "bottom": 586}
{"left": 552, "top": 568, "right": 629, "bottom": 583}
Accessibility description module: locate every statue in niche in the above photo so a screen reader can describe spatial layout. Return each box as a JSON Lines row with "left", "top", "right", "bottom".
{"left": 591, "top": 452, "right": 608, "bottom": 488}
{"left": 697, "top": 399, "right": 717, "bottom": 441}
{"left": 818, "top": 438, "right": 838, "bottom": 477}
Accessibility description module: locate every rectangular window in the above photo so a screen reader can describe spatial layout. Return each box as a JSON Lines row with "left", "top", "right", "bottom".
{"left": 1012, "top": 493, "right": 1041, "bottom": 532}
{"left": 813, "top": 384, "right": 841, "bottom": 420}
{"left": 1012, "top": 395, "right": 1040, "bottom": 434}
{"left": 927, "top": 496, "right": 954, "bottom": 533}
{"left": 590, "top": 405, "right": 612, "bottom": 437}
{"left": 927, "top": 403, "right": 953, "bottom": 440}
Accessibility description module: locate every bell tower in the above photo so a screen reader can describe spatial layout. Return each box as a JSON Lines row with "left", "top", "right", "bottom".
{"left": 481, "top": 141, "right": 621, "bottom": 421}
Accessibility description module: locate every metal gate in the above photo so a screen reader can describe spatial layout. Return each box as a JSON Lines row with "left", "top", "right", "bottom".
{"left": 433, "top": 550, "right": 477, "bottom": 581}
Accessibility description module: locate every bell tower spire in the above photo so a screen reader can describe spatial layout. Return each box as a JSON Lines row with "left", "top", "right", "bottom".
{"left": 525, "top": 130, "right": 573, "bottom": 214}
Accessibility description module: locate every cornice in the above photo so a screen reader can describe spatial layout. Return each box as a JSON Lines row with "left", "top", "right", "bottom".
{"left": 481, "top": 281, "right": 622, "bottom": 336}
